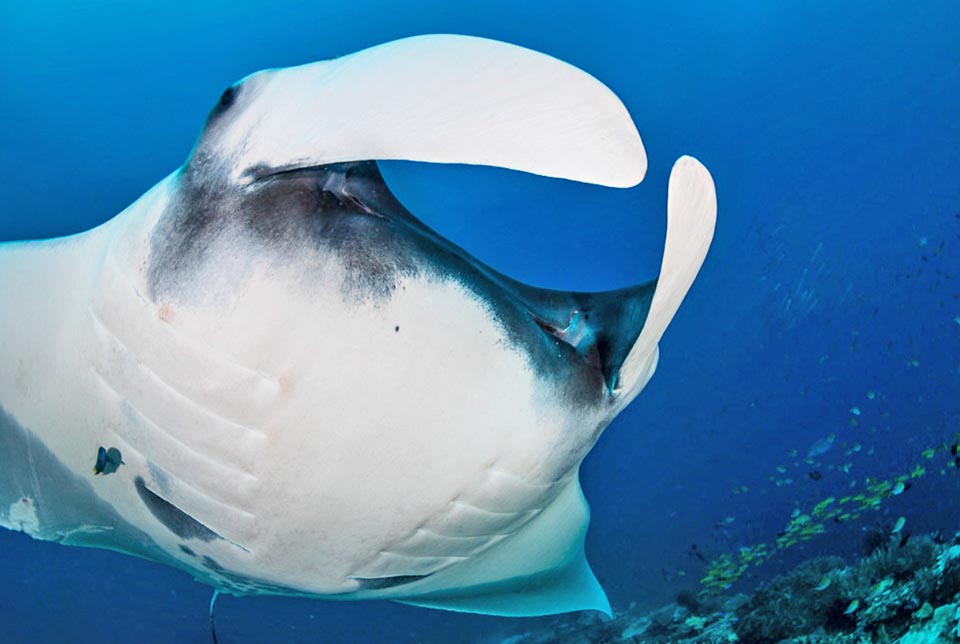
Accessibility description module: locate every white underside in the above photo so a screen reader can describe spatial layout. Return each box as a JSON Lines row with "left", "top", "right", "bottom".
{"left": 0, "top": 175, "right": 612, "bottom": 615}
{"left": 0, "top": 152, "right": 716, "bottom": 614}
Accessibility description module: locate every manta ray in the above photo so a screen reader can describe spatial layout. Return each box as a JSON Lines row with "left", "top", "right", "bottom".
{"left": 0, "top": 35, "right": 715, "bottom": 617}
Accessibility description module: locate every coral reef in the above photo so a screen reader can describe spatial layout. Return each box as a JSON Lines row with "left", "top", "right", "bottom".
{"left": 699, "top": 461, "right": 932, "bottom": 596}
{"left": 503, "top": 534, "right": 960, "bottom": 643}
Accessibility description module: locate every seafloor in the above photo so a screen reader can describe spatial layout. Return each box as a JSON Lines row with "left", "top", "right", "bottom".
{"left": 507, "top": 533, "right": 960, "bottom": 644}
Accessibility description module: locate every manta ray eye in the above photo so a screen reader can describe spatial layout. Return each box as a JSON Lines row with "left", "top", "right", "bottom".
{"left": 218, "top": 86, "right": 237, "bottom": 110}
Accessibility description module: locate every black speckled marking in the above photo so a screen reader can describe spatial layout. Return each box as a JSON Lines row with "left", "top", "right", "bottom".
{"left": 134, "top": 476, "right": 220, "bottom": 542}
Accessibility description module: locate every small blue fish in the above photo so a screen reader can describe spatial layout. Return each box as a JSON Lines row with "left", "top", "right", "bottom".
{"left": 807, "top": 434, "right": 836, "bottom": 459}
{"left": 92, "top": 446, "right": 124, "bottom": 476}
{"left": 92, "top": 447, "right": 108, "bottom": 475}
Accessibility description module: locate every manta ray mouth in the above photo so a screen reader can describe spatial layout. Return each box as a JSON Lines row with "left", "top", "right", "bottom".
{"left": 245, "top": 163, "right": 337, "bottom": 185}
{"left": 245, "top": 161, "right": 387, "bottom": 219}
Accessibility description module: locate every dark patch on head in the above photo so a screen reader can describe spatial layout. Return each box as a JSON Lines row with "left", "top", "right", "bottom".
{"left": 395, "top": 325, "right": 400, "bottom": 333}
{"left": 147, "top": 161, "right": 420, "bottom": 304}
{"left": 146, "top": 159, "right": 655, "bottom": 407}
{"left": 134, "top": 476, "right": 220, "bottom": 542}
{"left": 352, "top": 575, "right": 430, "bottom": 590}
{"left": 179, "top": 545, "right": 196, "bottom": 557}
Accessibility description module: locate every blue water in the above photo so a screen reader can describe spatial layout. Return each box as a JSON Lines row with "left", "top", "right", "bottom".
{"left": 1, "top": 1, "right": 958, "bottom": 642}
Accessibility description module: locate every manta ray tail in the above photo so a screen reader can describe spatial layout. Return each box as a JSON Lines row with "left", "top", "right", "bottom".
{"left": 209, "top": 589, "right": 220, "bottom": 644}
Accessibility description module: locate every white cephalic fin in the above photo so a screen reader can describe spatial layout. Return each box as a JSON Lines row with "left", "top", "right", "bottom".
{"left": 205, "top": 34, "right": 646, "bottom": 188}
{"left": 616, "top": 156, "right": 717, "bottom": 401}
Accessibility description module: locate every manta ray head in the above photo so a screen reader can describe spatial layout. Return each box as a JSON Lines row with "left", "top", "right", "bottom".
{"left": 140, "top": 47, "right": 661, "bottom": 407}
{"left": 145, "top": 147, "right": 631, "bottom": 409}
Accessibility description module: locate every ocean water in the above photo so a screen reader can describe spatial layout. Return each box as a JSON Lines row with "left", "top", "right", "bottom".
{"left": 1, "top": 1, "right": 958, "bottom": 642}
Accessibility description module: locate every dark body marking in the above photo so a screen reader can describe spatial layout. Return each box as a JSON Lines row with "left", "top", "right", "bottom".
{"left": 146, "top": 158, "right": 656, "bottom": 405}
{"left": 134, "top": 476, "right": 221, "bottom": 542}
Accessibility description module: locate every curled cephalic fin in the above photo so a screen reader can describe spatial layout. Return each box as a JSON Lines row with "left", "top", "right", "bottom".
{"left": 195, "top": 35, "right": 646, "bottom": 188}
{"left": 616, "top": 156, "right": 717, "bottom": 402}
